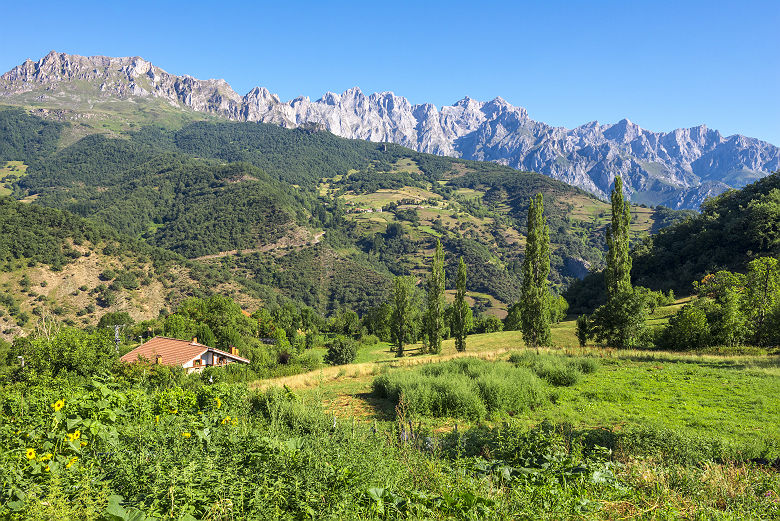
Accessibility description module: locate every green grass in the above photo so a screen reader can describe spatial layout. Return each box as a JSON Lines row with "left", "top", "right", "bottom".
{"left": 0, "top": 161, "right": 28, "bottom": 195}
{"left": 293, "top": 302, "right": 780, "bottom": 462}
{"left": 524, "top": 354, "right": 780, "bottom": 455}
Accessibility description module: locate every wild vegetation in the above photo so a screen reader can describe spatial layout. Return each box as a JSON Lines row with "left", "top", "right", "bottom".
{"left": 0, "top": 106, "right": 778, "bottom": 519}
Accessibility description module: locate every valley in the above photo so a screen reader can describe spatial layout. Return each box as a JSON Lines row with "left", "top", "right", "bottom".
{"left": 0, "top": 51, "right": 778, "bottom": 520}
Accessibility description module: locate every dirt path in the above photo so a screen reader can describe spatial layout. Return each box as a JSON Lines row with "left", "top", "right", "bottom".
{"left": 250, "top": 347, "right": 516, "bottom": 391}
{"left": 193, "top": 231, "right": 325, "bottom": 261}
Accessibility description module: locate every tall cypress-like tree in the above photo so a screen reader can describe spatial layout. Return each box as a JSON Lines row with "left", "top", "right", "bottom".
{"left": 590, "top": 175, "right": 648, "bottom": 348}
{"left": 425, "top": 240, "right": 446, "bottom": 354}
{"left": 452, "top": 257, "right": 470, "bottom": 352}
{"left": 605, "top": 175, "right": 632, "bottom": 299}
{"left": 390, "top": 275, "right": 415, "bottom": 357}
{"left": 520, "top": 192, "right": 551, "bottom": 347}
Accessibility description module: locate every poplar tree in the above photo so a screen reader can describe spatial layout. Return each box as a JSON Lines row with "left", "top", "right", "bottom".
{"left": 451, "top": 257, "right": 470, "bottom": 352}
{"left": 520, "top": 192, "right": 552, "bottom": 347}
{"left": 605, "top": 175, "right": 632, "bottom": 299}
{"left": 390, "top": 276, "right": 415, "bottom": 357}
{"left": 425, "top": 240, "right": 446, "bottom": 354}
{"left": 590, "top": 175, "right": 648, "bottom": 348}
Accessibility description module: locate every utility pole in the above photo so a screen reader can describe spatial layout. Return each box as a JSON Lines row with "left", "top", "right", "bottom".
{"left": 105, "top": 324, "right": 124, "bottom": 354}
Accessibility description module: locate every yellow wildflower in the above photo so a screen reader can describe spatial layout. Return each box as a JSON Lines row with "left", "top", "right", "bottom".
{"left": 214, "top": 397, "right": 222, "bottom": 409}
{"left": 155, "top": 415, "right": 160, "bottom": 424}
{"left": 45, "top": 465, "right": 50, "bottom": 472}
{"left": 39, "top": 452, "right": 53, "bottom": 462}
{"left": 182, "top": 432, "right": 191, "bottom": 438}
{"left": 52, "top": 399, "right": 65, "bottom": 412}
{"left": 66, "top": 456, "right": 78, "bottom": 469}
{"left": 232, "top": 418, "right": 238, "bottom": 426}
{"left": 25, "top": 448, "right": 36, "bottom": 460}
{"left": 80, "top": 441, "right": 87, "bottom": 447}
{"left": 170, "top": 408, "right": 178, "bottom": 414}
{"left": 67, "top": 430, "right": 81, "bottom": 441}
{"left": 221, "top": 416, "right": 231, "bottom": 425}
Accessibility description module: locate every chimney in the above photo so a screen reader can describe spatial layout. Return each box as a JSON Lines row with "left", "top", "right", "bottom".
{"left": 191, "top": 337, "right": 198, "bottom": 344}
{"left": 230, "top": 346, "right": 239, "bottom": 356}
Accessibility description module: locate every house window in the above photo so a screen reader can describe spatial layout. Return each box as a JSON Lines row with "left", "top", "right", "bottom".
{"left": 193, "top": 359, "right": 202, "bottom": 367}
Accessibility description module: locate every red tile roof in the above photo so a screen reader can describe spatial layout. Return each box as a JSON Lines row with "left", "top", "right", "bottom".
{"left": 120, "top": 336, "right": 207, "bottom": 365}
{"left": 120, "top": 337, "right": 249, "bottom": 366}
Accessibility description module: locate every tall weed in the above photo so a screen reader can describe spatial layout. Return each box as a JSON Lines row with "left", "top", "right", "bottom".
{"left": 373, "top": 358, "right": 544, "bottom": 419}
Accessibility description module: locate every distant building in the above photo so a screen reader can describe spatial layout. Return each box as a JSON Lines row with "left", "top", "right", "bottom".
{"left": 120, "top": 336, "right": 249, "bottom": 373}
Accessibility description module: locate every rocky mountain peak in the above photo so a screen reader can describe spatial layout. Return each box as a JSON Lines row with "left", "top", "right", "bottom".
{"left": 1, "top": 51, "right": 777, "bottom": 209}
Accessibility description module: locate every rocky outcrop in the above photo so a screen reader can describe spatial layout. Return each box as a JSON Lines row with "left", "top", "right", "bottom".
{"left": 3, "top": 51, "right": 778, "bottom": 209}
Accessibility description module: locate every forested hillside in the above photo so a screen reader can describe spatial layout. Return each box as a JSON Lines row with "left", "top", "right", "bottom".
{"left": 2, "top": 108, "right": 693, "bottom": 316}
{"left": 0, "top": 107, "right": 65, "bottom": 163}
{"left": 565, "top": 173, "right": 780, "bottom": 312}
{"left": 0, "top": 197, "right": 216, "bottom": 339}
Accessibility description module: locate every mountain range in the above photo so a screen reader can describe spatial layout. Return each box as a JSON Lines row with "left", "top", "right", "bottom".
{"left": 1, "top": 51, "right": 778, "bottom": 208}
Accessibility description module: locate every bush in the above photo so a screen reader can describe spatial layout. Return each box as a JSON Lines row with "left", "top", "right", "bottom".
{"left": 325, "top": 335, "right": 358, "bottom": 365}
{"left": 657, "top": 303, "right": 710, "bottom": 350}
{"left": 361, "top": 334, "right": 379, "bottom": 345}
{"left": 589, "top": 288, "right": 650, "bottom": 349}
{"left": 572, "top": 357, "right": 599, "bottom": 374}
{"left": 533, "top": 361, "right": 580, "bottom": 386}
{"left": 576, "top": 315, "right": 589, "bottom": 347}
{"left": 99, "top": 269, "right": 116, "bottom": 281}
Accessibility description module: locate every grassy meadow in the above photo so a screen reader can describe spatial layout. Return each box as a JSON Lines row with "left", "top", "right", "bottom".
{"left": 242, "top": 302, "right": 780, "bottom": 518}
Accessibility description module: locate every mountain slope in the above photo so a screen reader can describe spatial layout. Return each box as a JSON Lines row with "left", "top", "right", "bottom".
{"left": 2, "top": 51, "right": 778, "bottom": 209}
{"left": 0, "top": 197, "right": 253, "bottom": 340}
{"left": 564, "top": 173, "right": 780, "bottom": 312}
{"left": 2, "top": 108, "right": 698, "bottom": 315}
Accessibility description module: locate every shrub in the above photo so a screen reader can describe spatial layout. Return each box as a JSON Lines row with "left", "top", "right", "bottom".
{"left": 325, "top": 335, "right": 358, "bottom": 366}
{"left": 572, "top": 357, "right": 599, "bottom": 374}
{"left": 99, "top": 269, "right": 116, "bottom": 281}
{"left": 533, "top": 360, "right": 580, "bottom": 386}
{"left": 658, "top": 302, "right": 711, "bottom": 350}
{"left": 589, "top": 288, "right": 650, "bottom": 349}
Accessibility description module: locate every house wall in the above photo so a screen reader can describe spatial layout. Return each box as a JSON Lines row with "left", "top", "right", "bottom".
{"left": 182, "top": 351, "right": 242, "bottom": 374}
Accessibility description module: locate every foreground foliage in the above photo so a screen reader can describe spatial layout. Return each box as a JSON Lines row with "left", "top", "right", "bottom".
{"left": 2, "top": 371, "right": 778, "bottom": 520}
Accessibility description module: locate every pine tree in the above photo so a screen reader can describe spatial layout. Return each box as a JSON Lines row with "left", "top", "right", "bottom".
{"left": 451, "top": 257, "right": 470, "bottom": 352}
{"left": 520, "top": 193, "right": 552, "bottom": 347}
{"left": 425, "top": 240, "right": 446, "bottom": 354}
{"left": 605, "top": 175, "right": 632, "bottom": 299}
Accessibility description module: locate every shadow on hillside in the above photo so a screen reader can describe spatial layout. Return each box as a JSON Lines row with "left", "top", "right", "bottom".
{"left": 351, "top": 392, "right": 396, "bottom": 421}
{"left": 373, "top": 345, "right": 427, "bottom": 363}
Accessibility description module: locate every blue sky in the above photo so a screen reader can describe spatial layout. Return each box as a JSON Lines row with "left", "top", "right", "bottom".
{"left": 2, "top": 0, "right": 778, "bottom": 144}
